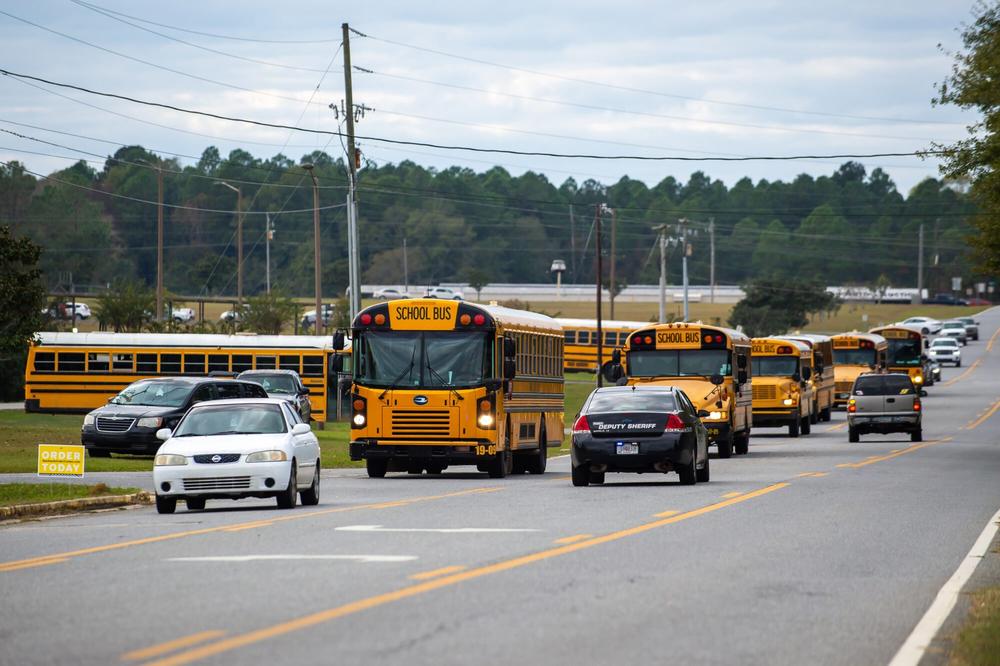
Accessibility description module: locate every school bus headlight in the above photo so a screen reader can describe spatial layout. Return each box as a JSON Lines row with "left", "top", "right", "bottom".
{"left": 353, "top": 413, "right": 366, "bottom": 426}
{"left": 913, "top": 375, "right": 923, "bottom": 384}
{"left": 783, "top": 398, "right": 794, "bottom": 406}
{"left": 708, "top": 411, "right": 723, "bottom": 420}
{"left": 137, "top": 417, "right": 163, "bottom": 428}
{"left": 478, "top": 413, "right": 495, "bottom": 428}
{"left": 154, "top": 454, "right": 187, "bottom": 466}
{"left": 83, "top": 413, "right": 95, "bottom": 426}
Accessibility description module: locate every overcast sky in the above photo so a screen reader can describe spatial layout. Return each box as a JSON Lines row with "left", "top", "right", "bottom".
{"left": 0, "top": 0, "right": 980, "bottom": 197}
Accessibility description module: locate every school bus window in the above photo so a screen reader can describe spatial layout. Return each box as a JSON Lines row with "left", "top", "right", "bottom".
{"left": 604, "top": 331, "right": 616, "bottom": 346}
{"left": 136, "top": 353, "right": 157, "bottom": 373}
{"left": 58, "top": 352, "right": 85, "bottom": 372}
{"left": 208, "top": 354, "right": 229, "bottom": 373}
{"left": 564, "top": 330, "right": 576, "bottom": 344}
{"left": 87, "top": 353, "right": 110, "bottom": 372}
{"left": 34, "top": 352, "right": 55, "bottom": 372}
{"left": 184, "top": 354, "right": 206, "bottom": 375}
{"left": 255, "top": 355, "right": 276, "bottom": 370}
{"left": 302, "top": 355, "right": 324, "bottom": 376}
{"left": 113, "top": 353, "right": 133, "bottom": 372}
{"left": 280, "top": 355, "right": 300, "bottom": 372}
{"left": 578, "top": 330, "right": 590, "bottom": 344}
{"left": 232, "top": 354, "right": 252, "bottom": 373}
{"left": 161, "top": 353, "right": 181, "bottom": 374}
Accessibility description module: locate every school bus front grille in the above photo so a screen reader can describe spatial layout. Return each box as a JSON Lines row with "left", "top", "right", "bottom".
{"left": 752, "top": 385, "right": 776, "bottom": 401}
{"left": 390, "top": 410, "right": 451, "bottom": 437}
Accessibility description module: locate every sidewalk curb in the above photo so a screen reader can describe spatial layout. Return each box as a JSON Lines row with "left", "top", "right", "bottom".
{"left": 0, "top": 491, "right": 153, "bottom": 520}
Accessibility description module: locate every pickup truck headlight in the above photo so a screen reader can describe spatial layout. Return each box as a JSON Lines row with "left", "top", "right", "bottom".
{"left": 137, "top": 417, "right": 163, "bottom": 428}
{"left": 154, "top": 454, "right": 187, "bottom": 466}
{"left": 246, "top": 450, "right": 287, "bottom": 463}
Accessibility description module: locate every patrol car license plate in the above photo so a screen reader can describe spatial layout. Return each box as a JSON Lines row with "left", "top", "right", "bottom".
{"left": 616, "top": 442, "right": 639, "bottom": 455}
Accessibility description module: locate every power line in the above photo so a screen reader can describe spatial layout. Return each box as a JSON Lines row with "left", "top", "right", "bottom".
{"left": 0, "top": 69, "right": 949, "bottom": 163}
{"left": 353, "top": 28, "right": 966, "bottom": 127}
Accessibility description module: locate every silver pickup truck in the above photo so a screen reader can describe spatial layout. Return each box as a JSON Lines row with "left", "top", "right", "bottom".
{"left": 847, "top": 373, "right": 922, "bottom": 443}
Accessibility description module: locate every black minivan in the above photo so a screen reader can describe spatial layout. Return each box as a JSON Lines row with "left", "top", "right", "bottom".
{"left": 80, "top": 377, "right": 268, "bottom": 457}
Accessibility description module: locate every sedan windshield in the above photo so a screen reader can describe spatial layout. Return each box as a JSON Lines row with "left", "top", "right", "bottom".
{"left": 110, "top": 381, "right": 193, "bottom": 407}
{"left": 246, "top": 374, "right": 296, "bottom": 394}
{"left": 753, "top": 356, "right": 800, "bottom": 377}
{"left": 355, "top": 331, "right": 490, "bottom": 388}
{"left": 627, "top": 350, "right": 731, "bottom": 378}
{"left": 173, "top": 404, "right": 287, "bottom": 437}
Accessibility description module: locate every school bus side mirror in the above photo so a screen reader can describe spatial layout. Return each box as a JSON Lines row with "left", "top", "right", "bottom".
{"left": 710, "top": 373, "right": 724, "bottom": 386}
{"left": 601, "top": 361, "right": 623, "bottom": 384}
{"left": 611, "top": 348, "right": 622, "bottom": 364}
{"left": 329, "top": 354, "right": 344, "bottom": 375}
{"left": 333, "top": 329, "right": 347, "bottom": 351}
{"left": 792, "top": 371, "right": 802, "bottom": 383}
{"left": 484, "top": 378, "right": 504, "bottom": 392}
{"left": 504, "top": 337, "right": 516, "bottom": 359}
{"left": 503, "top": 358, "right": 516, "bottom": 380}
{"left": 737, "top": 354, "right": 748, "bottom": 370}
{"left": 802, "top": 367, "right": 812, "bottom": 381}
{"left": 737, "top": 370, "right": 748, "bottom": 385}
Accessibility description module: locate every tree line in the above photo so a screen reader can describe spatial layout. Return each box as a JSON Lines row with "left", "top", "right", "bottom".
{"left": 0, "top": 148, "right": 982, "bottom": 299}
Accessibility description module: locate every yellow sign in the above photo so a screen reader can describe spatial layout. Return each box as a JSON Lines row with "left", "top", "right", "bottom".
{"left": 38, "top": 444, "right": 85, "bottom": 477}
{"left": 833, "top": 337, "right": 859, "bottom": 349}
{"left": 655, "top": 328, "right": 703, "bottom": 349}
{"left": 879, "top": 328, "right": 916, "bottom": 340}
{"left": 388, "top": 300, "right": 459, "bottom": 330}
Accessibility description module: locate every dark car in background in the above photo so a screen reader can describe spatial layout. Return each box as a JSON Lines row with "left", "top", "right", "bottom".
{"left": 237, "top": 369, "right": 312, "bottom": 421}
{"left": 571, "top": 386, "right": 710, "bottom": 486}
{"left": 80, "top": 377, "right": 268, "bottom": 457}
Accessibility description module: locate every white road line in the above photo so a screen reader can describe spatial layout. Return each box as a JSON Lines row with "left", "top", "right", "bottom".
{"left": 166, "top": 555, "right": 418, "bottom": 563}
{"left": 888, "top": 507, "right": 1000, "bottom": 666}
{"left": 335, "top": 525, "right": 541, "bottom": 534}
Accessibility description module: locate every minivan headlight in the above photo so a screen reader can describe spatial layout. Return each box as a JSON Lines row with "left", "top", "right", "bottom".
{"left": 246, "top": 450, "right": 287, "bottom": 463}
{"left": 154, "top": 454, "right": 187, "bottom": 466}
{"left": 137, "top": 417, "right": 163, "bottom": 428}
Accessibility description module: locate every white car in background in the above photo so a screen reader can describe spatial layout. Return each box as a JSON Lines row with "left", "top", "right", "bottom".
{"left": 900, "top": 316, "right": 942, "bottom": 335}
{"left": 424, "top": 286, "right": 464, "bottom": 300}
{"left": 172, "top": 307, "right": 195, "bottom": 323}
{"left": 939, "top": 320, "right": 968, "bottom": 345}
{"left": 373, "top": 287, "right": 410, "bottom": 300}
{"left": 61, "top": 302, "right": 91, "bottom": 319}
{"left": 927, "top": 337, "right": 962, "bottom": 366}
{"left": 152, "top": 399, "right": 321, "bottom": 514}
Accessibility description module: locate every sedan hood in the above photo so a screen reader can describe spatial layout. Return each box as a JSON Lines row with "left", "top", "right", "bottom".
{"left": 92, "top": 404, "right": 179, "bottom": 418}
{"left": 160, "top": 433, "right": 290, "bottom": 456}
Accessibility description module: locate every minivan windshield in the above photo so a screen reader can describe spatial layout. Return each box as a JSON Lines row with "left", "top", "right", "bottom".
{"left": 173, "top": 404, "right": 287, "bottom": 437}
{"left": 355, "top": 331, "right": 491, "bottom": 388}
{"left": 110, "top": 381, "right": 193, "bottom": 407}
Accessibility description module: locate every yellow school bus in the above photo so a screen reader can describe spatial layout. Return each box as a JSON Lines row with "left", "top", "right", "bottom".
{"left": 783, "top": 334, "right": 835, "bottom": 423}
{"left": 751, "top": 338, "right": 815, "bottom": 437}
{"left": 23, "top": 332, "right": 349, "bottom": 421}
{"left": 602, "top": 322, "right": 752, "bottom": 458}
{"left": 830, "top": 332, "right": 887, "bottom": 407}
{"left": 556, "top": 318, "right": 652, "bottom": 372}
{"left": 868, "top": 325, "right": 927, "bottom": 388}
{"left": 347, "top": 299, "right": 564, "bottom": 478}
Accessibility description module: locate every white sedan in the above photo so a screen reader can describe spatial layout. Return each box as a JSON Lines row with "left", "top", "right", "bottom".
{"left": 152, "top": 398, "right": 321, "bottom": 514}
{"left": 900, "top": 316, "right": 942, "bottom": 334}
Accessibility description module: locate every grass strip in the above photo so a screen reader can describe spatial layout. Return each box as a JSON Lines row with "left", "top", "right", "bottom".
{"left": 0, "top": 482, "right": 140, "bottom": 507}
{"left": 950, "top": 586, "right": 1000, "bottom": 666}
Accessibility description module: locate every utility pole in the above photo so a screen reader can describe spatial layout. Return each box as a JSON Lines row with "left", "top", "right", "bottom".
{"left": 654, "top": 224, "right": 668, "bottom": 323}
{"left": 265, "top": 213, "right": 273, "bottom": 295}
{"left": 304, "top": 164, "right": 322, "bottom": 334}
{"left": 933, "top": 217, "right": 941, "bottom": 295}
{"left": 343, "top": 23, "right": 362, "bottom": 319}
{"left": 708, "top": 217, "right": 715, "bottom": 305}
{"left": 917, "top": 222, "right": 924, "bottom": 304}
{"left": 594, "top": 204, "right": 604, "bottom": 388}
{"left": 569, "top": 204, "right": 576, "bottom": 282}
{"left": 218, "top": 181, "right": 243, "bottom": 317}
{"left": 155, "top": 163, "right": 164, "bottom": 321}
{"left": 606, "top": 205, "right": 617, "bottom": 320}
{"left": 403, "top": 236, "right": 409, "bottom": 293}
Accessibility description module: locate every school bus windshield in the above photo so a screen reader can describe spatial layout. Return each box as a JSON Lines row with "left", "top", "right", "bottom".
{"left": 355, "top": 330, "right": 491, "bottom": 388}
{"left": 833, "top": 348, "right": 878, "bottom": 366}
{"left": 628, "top": 349, "right": 731, "bottom": 377}
{"left": 754, "top": 357, "right": 799, "bottom": 377}
{"left": 886, "top": 339, "right": 921, "bottom": 367}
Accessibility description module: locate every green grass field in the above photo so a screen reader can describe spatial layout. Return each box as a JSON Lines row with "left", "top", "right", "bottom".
{"left": 0, "top": 482, "right": 140, "bottom": 507}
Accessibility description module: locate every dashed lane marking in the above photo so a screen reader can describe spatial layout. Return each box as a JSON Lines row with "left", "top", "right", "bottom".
{"left": 721, "top": 492, "right": 743, "bottom": 498}
{"left": 409, "top": 565, "right": 467, "bottom": 581}
{"left": 654, "top": 510, "right": 680, "bottom": 518}
{"left": 825, "top": 422, "right": 849, "bottom": 432}
{"left": 941, "top": 359, "right": 980, "bottom": 387}
{"left": 166, "top": 555, "right": 417, "bottom": 563}
{"left": 836, "top": 437, "right": 953, "bottom": 469}
{"left": 0, "top": 487, "right": 501, "bottom": 574}
{"left": 553, "top": 534, "right": 593, "bottom": 545}
{"left": 965, "top": 397, "right": 1000, "bottom": 430}
{"left": 122, "top": 631, "right": 226, "bottom": 662}
{"left": 138, "top": 482, "right": 790, "bottom": 666}
{"left": 335, "top": 525, "right": 540, "bottom": 534}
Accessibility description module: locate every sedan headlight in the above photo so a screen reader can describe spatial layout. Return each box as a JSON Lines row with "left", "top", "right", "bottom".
{"left": 783, "top": 398, "right": 794, "bottom": 406}
{"left": 154, "top": 454, "right": 187, "bottom": 466}
{"left": 246, "top": 450, "right": 287, "bottom": 463}
{"left": 137, "top": 417, "right": 163, "bottom": 428}
{"left": 83, "top": 413, "right": 95, "bottom": 426}
{"left": 708, "top": 411, "right": 723, "bottom": 420}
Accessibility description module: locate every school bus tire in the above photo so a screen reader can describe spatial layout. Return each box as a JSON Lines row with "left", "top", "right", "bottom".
{"left": 716, "top": 432, "right": 734, "bottom": 458}
{"left": 821, "top": 406, "right": 832, "bottom": 422}
{"left": 789, "top": 419, "right": 800, "bottom": 438}
{"left": 801, "top": 416, "right": 811, "bottom": 435}
{"left": 366, "top": 458, "right": 388, "bottom": 478}
{"left": 810, "top": 404, "right": 819, "bottom": 425}
{"left": 524, "top": 419, "right": 548, "bottom": 475}
{"left": 487, "top": 449, "right": 511, "bottom": 478}
{"left": 734, "top": 430, "right": 749, "bottom": 455}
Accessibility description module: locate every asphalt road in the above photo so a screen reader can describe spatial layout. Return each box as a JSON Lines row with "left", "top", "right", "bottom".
{"left": 2, "top": 310, "right": 999, "bottom": 666}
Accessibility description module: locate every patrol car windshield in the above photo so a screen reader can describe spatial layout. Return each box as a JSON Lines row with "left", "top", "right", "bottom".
{"left": 627, "top": 350, "right": 731, "bottom": 377}
{"left": 355, "top": 331, "right": 491, "bottom": 388}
